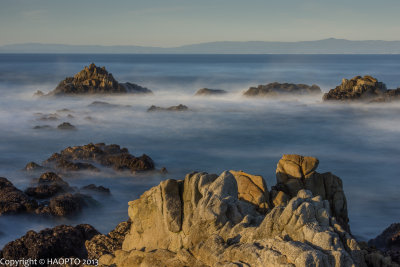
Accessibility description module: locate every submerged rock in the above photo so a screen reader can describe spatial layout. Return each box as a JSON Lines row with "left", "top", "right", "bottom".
{"left": 48, "top": 63, "right": 152, "bottom": 96}
{"left": 88, "top": 101, "right": 131, "bottom": 108}
{"left": 1, "top": 224, "right": 99, "bottom": 260}
{"left": 147, "top": 104, "right": 189, "bottom": 112}
{"left": 57, "top": 122, "right": 76, "bottom": 130}
{"left": 81, "top": 184, "right": 110, "bottom": 194}
{"left": 0, "top": 178, "right": 38, "bottom": 215}
{"left": 195, "top": 88, "right": 227, "bottom": 96}
{"left": 33, "top": 125, "right": 53, "bottom": 130}
{"left": 323, "top": 75, "right": 400, "bottom": 102}
{"left": 43, "top": 143, "right": 154, "bottom": 173}
{"left": 243, "top": 82, "right": 321, "bottom": 97}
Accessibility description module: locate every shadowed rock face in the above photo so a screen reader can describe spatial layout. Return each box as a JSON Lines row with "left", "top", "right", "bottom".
{"left": 1, "top": 224, "right": 99, "bottom": 260}
{"left": 48, "top": 63, "right": 152, "bottom": 96}
{"left": 243, "top": 82, "right": 321, "bottom": 97}
{"left": 369, "top": 223, "right": 400, "bottom": 264}
{"left": 0, "top": 178, "right": 38, "bottom": 215}
{"left": 42, "top": 143, "right": 154, "bottom": 173}
{"left": 323, "top": 75, "right": 400, "bottom": 102}
{"left": 86, "top": 155, "right": 397, "bottom": 267}
{"left": 195, "top": 88, "right": 227, "bottom": 96}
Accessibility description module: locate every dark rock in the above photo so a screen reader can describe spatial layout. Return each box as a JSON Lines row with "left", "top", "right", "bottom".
{"left": 147, "top": 104, "right": 189, "bottom": 112}
{"left": 195, "top": 88, "right": 227, "bottom": 96}
{"left": 48, "top": 193, "right": 90, "bottom": 216}
{"left": 48, "top": 63, "right": 152, "bottom": 96}
{"left": 1, "top": 224, "right": 99, "bottom": 261}
{"left": 243, "top": 82, "right": 321, "bottom": 97}
{"left": 33, "top": 125, "right": 53, "bottom": 130}
{"left": 37, "top": 114, "right": 59, "bottom": 121}
{"left": 33, "top": 90, "right": 45, "bottom": 97}
{"left": 86, "top": 220, "right": 131, "bottom": 259}
{"left": 43, "top": 143, "right": 154, "bottom": 173}
{"left": 369, "top": 223, "right": 400, "bottom": 264}
{"left": 88, "top": 101, "right": 131, "bottom": 108}
{"left": 0, "top": 178, "right": 38, "bottom": 215}
{"left": 24, "top": 162, "right": 43, "bottom": 171}
{"left": 160, "top": 167, "right": 168, "bottom": 174}
{"left": 45, "top": 156, "right": 99, "bottom": 172}
{"left": 81, "top": 184, "right": 110, "bottom": 194}
{"left": 25, "top": 172, "right": 71, "bottom": 199}
{"left": 67, "top": 114, "right": 74, "bottom": 119}
{"left": 323, "top": 76, "right": 389, "bottom": 102}
{"left": 57, "top": 122, "right": 76, "bottom": 130}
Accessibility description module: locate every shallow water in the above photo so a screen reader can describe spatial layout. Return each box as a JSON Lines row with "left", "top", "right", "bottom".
{"left": 0, "top": 54, "right": 400, "bottom": 247}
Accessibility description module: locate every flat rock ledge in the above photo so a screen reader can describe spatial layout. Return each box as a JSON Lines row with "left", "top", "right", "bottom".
{"left": 84, "top": 154, "right": 397, "bottom": 267}
{"left": 243, "top": 82, "right": 321, "bottom": 97}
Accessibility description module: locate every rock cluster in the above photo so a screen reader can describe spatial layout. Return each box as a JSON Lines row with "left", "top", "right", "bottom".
{"left": 195, "top": 88, "right": 227, "bottom": 96}
{"left": 48, "top": 63, "right": 152, "bottom": 96}
{"left": 0, "top": 177, "right": 38, "bottom": 215}
{"left": 243, "top": 82, "right": 321, "bottom": 97}
{"left": 323, "top": 75, "right": 400, "bottom": 102}
{"left": 42, "top": 143, "right": 154, "bottom": 173}
{"left": 147, "top": 104, "right": 189, "bottom": 112}
{"left": 81, "top": 154, "right": 397, "bottom": 267}
{"left": 369, "top": 223, "right": 400, "bottom": 264}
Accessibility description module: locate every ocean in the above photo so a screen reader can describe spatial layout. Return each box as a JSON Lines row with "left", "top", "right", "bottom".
{"left": 0, "top": 53, "right": 400, "bottom": 247}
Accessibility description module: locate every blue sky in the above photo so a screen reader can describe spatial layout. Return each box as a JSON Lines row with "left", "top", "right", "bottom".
{"left": 1, "top": 0, "right": 400, "bottom": 46}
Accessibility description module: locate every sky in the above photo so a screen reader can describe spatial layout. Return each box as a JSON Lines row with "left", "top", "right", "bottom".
{"left": 1, "top": 0, "right": 400, "bottom": 47}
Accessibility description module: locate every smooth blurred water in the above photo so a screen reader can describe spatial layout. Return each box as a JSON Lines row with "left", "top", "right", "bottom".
{"left": 0, "top": 54, "right": 400, "bottom": 247}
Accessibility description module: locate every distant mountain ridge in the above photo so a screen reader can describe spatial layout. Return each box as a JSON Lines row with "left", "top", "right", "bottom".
{"left": 1, "top": 38, "right": 400, "bottom": 54}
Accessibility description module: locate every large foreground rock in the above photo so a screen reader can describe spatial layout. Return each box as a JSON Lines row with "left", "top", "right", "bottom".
{"left": 1, "top": 224, "right": 99, "bottom": 260}
{"left": 89, "top": 155, "right": 396, "bottom": 267}
{"left": 323, "top": 75, "right": 400, "bottom": 102}
{"left": 47, "top": 63, "right": 152, "bottom": 96}
{"left": 243, "top": 82, "right": 321, "bottom": 97}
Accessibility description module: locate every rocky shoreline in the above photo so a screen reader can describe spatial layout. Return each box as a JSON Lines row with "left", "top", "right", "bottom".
{"left": 1, "top": 155, "right": 398, "bottom": 266}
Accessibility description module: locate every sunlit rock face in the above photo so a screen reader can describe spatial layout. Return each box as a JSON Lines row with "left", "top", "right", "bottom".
{"left": 48, "top": 63, "right": 152, "bottom": 96}
{"left": 323, "top": 75, "right": 400, "bottom": 102}
{"left": 243, "top": 82, "right": 321, "bottom": 97}
{"left": 85, "top": 155, "right": 398, "bottom": 267}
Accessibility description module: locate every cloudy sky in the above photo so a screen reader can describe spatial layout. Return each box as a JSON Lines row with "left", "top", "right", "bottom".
{"left": 1, "top": 0, "right": 399, "bottom": 46}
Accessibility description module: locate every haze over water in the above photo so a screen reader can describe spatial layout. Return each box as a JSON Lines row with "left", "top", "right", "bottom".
{"left": 0, "top": 54, "right": 400, "bottom": 247}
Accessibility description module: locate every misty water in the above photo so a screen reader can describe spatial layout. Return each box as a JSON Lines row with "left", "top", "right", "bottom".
{"left": 1, "top": 54, "right": 400, "bottom": 247}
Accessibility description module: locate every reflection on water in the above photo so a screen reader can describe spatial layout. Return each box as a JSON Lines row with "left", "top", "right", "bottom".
{"left": 1, "top": 54, "right": 400, "bottom": 246}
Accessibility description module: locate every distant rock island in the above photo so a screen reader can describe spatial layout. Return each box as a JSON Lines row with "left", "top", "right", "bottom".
{"left": 147, "top": 104, "right": 189, "bottom": 112}
{"left": 323, "top": 76, "right": 400, "bottom": 102}
{"left": 195, "top": 88, "right": 227, "bottom": 96}
{"left": 243, "top": 82, "right": 321, "bottom": 97}
{"left": 47, "top": 63, "right": 152, "bottom": 96}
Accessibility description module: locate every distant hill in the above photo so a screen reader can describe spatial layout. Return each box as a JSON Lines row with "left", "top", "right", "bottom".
{"left": 1, "top": 38, "right": 400, "bottom": 54}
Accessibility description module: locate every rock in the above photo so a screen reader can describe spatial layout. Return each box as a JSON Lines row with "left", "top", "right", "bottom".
{"left": 147, "top": 104, "right": 189, "bottom": 112}
{"left": 33, "top": 125, "right": 53, "bottom": 130}
{"left": 25, "top": 172, "right": 71, "bottom": 199}
{"left": 47, "top": 193, "right": 91, "bottom": 216}
{"left": 1, "top": 224, "right": 99, "bottom": 260}
{"left": 85, "top": 220, "right": 131, "bottom": 259}
{"left": 0, "top": 178, "right": 38, "bottom": 215}
{"left": 47, "top": 63, "right": 152, "bottom": 96}
{"left": 43, "top": 143, "right": 154, "bottom": 173}
{"left": 323, "top": 75, "right": 389, "bottom": 101}
{"left": 81, "top": 184, "right": 110, "bottom": 194}
{"left": 369, "top": 223, "right": 400, "bottom": 264}
{"left": 102, "top": 166, "right": 374, "bottom": 267}
{"left": 229, "top": 170, "right": 271, "bottom": 212}
{"left": 57, "top": 122, "right": 76, "bottom": 130}
{"left": 56, "top": 108, "right": 72, "bottom": 113}
{"left": 24, "top": 161, "right": 43, "bottom": 171}
{"left": 33, "top": 90, "right": 44, "bottom": 97}
{"left": 276, "top": 154, "right": 349, "bottom": 232}
{"left": 243, "top": 82, "right": 321, "bottom": 97}
{"left": 88, "top": 101, "right": 131, "bottom": 108}
{"left": 37, "top": 113, "right": 59, "bottom": 121}
{"left": 195, "top": 88, "right": 227, "bottom": 96}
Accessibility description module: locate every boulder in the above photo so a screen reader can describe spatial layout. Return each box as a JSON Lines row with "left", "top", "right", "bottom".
{"left": 1, "top": 224, "right": 99, "bottom": 260}
{"left": 0, "top": 177, "right": 38, "bottom": 215}
{"left": 275, "top": 154, "right": 349, "bottom": 232}
{"left": 24, "top": 161, "right": 43, "bottom": 171}
{"left": 243, "top": 82, "right": 321, "bottom": 97}
{"left": 57, "top": 122, "right": 76, "bottom": 130}
{"left": 195, "top": 88, "right": 227, "bottom": 96}
{"left": 147, "top": 104, "right": 189, "bottom": 112}
{"left": 323, "top": 76, "right": 389, "bottom": 101}
{"left": 47, "top": 193, "right": 91, "bottom": 216}
{"left": 81, "top": 184, "right": 110, "bottom": 194}
{"left": 369, "top": 223, "right": 400, "bottom": 264}
{"left": 47, "top": 63, "right": 152, "bottom": 96}
{"left": 25, "top": 172, "right": 71, "bottom": 199}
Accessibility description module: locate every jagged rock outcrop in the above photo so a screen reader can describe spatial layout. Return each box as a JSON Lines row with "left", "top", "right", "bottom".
{"left": 1, "top": 224, "right": 99, "bottom": 260}
{"left": 147, "top": 104, "right": 189, "bottom": 112}
{"left": 25, "top": 172, "right": 71, "bottom": 199}
{"left": 57, "top": 122, "right": 76, "bottom": 130}
{"left": 91, "top": 155, "right": 392, "bottom": 267}
{"left": 369, "top": 223, "right": 400, "bottom": 264}
{"left": 323, "top": 75, "right": 400, "bottom": 102}
{"left": 42, "top": 143, "right": 154, "bottom": 173}
{"left": 0, "top": 178, "right": 38, "bottom": 215}
{"left": 47, "top": 63, "right": 152, "bottom": 96}
{"left": 243, "top": 82, "right": 321, "bottom": 97}
{"left": 195, "top": 88, "right": 227, "bottom": 96}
